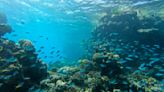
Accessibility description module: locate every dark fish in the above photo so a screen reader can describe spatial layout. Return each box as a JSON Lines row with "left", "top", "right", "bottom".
{"left": 20, "top": 21, "right": 25, "bottom": 24}
{"left": 50, "top": 51, "right": 54, "bottom": 54}
{"left": 11, "top": 34, "right": 18, "bottom": 37}
{"left": 25, "top": 32, "right": 30, "bottom": 34}
{"left": 51, "top": 47, "right": 55, "bottom": 49}
{"left": 46, "top": 37, "right": 48, "bottom": 40}
{"left": 49, "top": 61, "right": 53, "bottom": 64}
{"left": 59, "top": 56, "right": 62, "bottom": 59}
{"left": 40, "top": 36, "right": 44, "bottom": 38}
{"left": 37, "top": 50, "right": 42, "bottom": 53}
{"left": 41, "top": 52, "right": 45, "bottom": 54}
{"left": 56, "top": 50, "right": 60, "bottom": 53}
{"left": 40, "top": 46, "right": 44, "bottom": 49}
{"left": 12, "top": 71, "right": 19, "bottom": 76}
{"left": 44, "top": 56, "right": 47, "bottom": 58}
{"left": 33, "top": 40, "right": 37, "bottom": 43}
{"left": 56, "top": 54, "right": 60, "bottom": 57}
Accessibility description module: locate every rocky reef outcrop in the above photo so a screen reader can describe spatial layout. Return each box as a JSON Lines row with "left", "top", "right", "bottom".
{"left": 92, "top": 11, "right": 164, "bottom": 46}
{"left": 0, "top": 12, "right": 12, "bottom": 37}
{"left": 40, "top": 50, "right": 163, "bottom": 92}
{"left": 0, "top": 12, "right": 47, "bottom": 92}
{"left": 85, "top": 10, "right": 164, "bottom": 80}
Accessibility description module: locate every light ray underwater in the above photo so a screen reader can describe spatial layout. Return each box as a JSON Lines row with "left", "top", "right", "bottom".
{"left": 0, "top": 0, "right": 164, "bottom": 92}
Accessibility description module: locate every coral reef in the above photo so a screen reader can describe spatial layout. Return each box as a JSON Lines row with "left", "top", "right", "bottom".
{"left": 85, "top": 10, "right": 164, "bottom": 78}
{"left": 40, "top": 51, "right": 163, "bottom": 92}
{"left": 0, "top": 13, "right": 47, "bottom": 92}
{"left": 92, "top": 11, "right": 164, "bottom": 46}
{"left": 39, "top": 10, "right": 164, "bottom": 92}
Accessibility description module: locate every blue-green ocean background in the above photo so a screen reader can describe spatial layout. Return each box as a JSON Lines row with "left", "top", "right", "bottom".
{"left": 0, "top": 0, "right": 163, "bottom": 64}
{"left": 0, "top": 0, "right": 97, "bottom": 63}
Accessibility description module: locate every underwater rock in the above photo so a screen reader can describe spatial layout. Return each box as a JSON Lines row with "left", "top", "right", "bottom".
{"left": 0, "top": 12, "right": 7, "bottom": 24}
{"left": 93, "top": 11, "right": 164, "bottom": 46}
{"left": 0, "top": 12, "right": 12, "bottom": 37}
{"left": 57, "top": 66, "right": 80, "bottom": 76}
{"left": 0, "top": 24, "right": 12, "bottom": 37}
{"left": 18, "top": 39, "right": 35, "bottom": 52}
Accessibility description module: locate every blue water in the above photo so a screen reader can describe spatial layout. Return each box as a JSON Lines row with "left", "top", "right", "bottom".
{"left": 0, "top": 0, "right": 98, "bottom": 63}
{"left": 0, "top": 0, "right": 163, "bottom": 63}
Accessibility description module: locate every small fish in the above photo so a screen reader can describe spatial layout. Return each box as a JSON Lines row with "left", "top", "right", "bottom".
{"left": 1, "top": 69, "right": 10, "bottom": 73}
{"left": 41, "top": 52, "right": 45, "bottom": 54}
{"left": 159, "top": 69, "right": 164, "bottom": 72}
{"left": 138, "top": 63, "right": 145, "bottom": 70}
{"left": 59, "top": 56, "right": 62, "bottom": 59}
{"left": 119, "top": 59, "right": 127, "bottom": 64}
{"left": 37, "top": 50, "right": 42, "bottom": 53}
{"left": 25, "top": 32, "right": 30, "bottom": 34}
{"left": 134, "top": 55, "right": 139, "bottom": 58}
{"left": 15, "top": 82, "right": 24, "bottom": 89}
{"left": 125, "top": 57, "right": 133, "bottom": 61}
{"left": 128, "top": 55, "right": 133, "bottom": 58}
{"left": 24, "top": 77, "right": 30, "bottom": 80}
{"left": 11, "top": 34, "right": 18, "bottom": 37}
{"left": 40, "top": 36, "right": 44, "bottom": 38}
{"left": 51, "top": 47, "right": 55, "bottom": 49}
{"left": 100, "top": 64, "right": 106, "bottom": 67}
{"left": 4, "top": 75, "right": 12, "bottom": 80}
{"left": 49, "top": 61, "right": 53, "bottom": 64}
{"left": 44, "top": 56, "right": 47, "bottom": 58}
{"left": 20, "top": 21, "right": 25, "bottom": 24}
{"left": 155, "top": 73, "right": 164, "bottom": 77}
{"left": 56, "top": 50, "right": 60, "bottom": 53}
{"left": 56, "top": 54, "right": 60, "bottom": 57}
{"left": 126, "top": 67, "right": 132, "bottom": 70}
{"left": 40, "top": 46, "right": 44, "bottom": 49}
{"left": 154, "top": 44, "right": 160, "bottom": 48}
{"left": 28, "top": 86, "right": 35, "bottom": 91}
{"left": 46, "top": 37, "right": 48, "bottom": 40}
{"left": 0, "top": 83, "right": 3, "bottom": 87}
{"left": 33, "top": 41, "right": 38, "bottom": 43}
{"left": 50, "top": 51, "right": 54, "bottom": 54}
{"left": 30, "top": 64, "right": 36, "bottom": 68}
{"left": 12, "top": 71, "right": 19, "bottom": 76}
